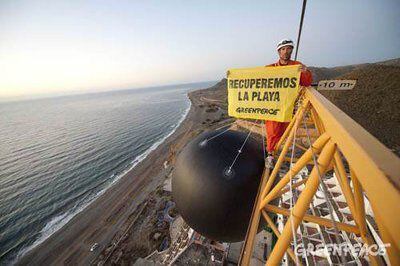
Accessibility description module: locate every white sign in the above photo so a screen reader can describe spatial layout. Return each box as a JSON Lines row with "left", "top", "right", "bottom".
{"left": 317, "top": 80, "right": 356, "bottom": 90}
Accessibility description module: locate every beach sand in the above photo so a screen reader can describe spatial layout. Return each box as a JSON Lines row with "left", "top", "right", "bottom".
{"left": 18, "top": 80, "right": 232, "bottom": 265}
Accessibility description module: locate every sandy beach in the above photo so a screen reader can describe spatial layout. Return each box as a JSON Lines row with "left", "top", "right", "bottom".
{"left": 18, "top": 80, "right": 232, "bottom": 265}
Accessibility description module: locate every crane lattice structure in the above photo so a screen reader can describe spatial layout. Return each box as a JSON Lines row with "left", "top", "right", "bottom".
{"left": 240, "top": 87, "right": 400, "bottom": 265}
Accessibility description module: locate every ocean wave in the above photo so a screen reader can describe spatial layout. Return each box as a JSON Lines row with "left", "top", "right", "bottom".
{"left": 14, "top": 94, "right": 191, "bottom": 263}
{"left": 13, "top": 186, "right": 109, "bottom": 263}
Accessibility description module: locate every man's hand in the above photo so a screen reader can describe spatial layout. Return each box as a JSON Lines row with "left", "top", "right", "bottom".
{"left": 300, "top": 64, "right": 308, "bottom": 72}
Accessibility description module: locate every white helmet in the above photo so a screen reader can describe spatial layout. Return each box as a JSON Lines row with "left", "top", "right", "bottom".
{"left": 277, "top": 39, "right": 294, "bottom": 51}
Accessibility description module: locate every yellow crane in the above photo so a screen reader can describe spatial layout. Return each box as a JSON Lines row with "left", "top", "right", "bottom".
{"left": 239, "top": 87, "right": 400, "bottom": 265}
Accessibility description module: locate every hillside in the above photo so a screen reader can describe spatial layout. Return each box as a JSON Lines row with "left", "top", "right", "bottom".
{"left": 309, "top": 58, "right": 400, "bottom": 82}
{"left": 318, "top": 64, "right": 400, "bottom": 155}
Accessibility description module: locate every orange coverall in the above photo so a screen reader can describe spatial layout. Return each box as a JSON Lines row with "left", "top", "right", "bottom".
{"left": 265, "top": 60, "right": 312, "bottom": 153}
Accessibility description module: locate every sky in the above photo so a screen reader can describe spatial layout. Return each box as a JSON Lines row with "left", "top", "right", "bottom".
{"left": 1, "top": 0, "right": 399, "bottom": 99}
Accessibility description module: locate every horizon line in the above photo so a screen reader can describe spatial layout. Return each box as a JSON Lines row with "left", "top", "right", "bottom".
{"left": 0, "top": 80, "right": 219, "bottom": 104}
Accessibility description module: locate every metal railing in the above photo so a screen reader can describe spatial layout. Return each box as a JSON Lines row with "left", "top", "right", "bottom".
{"left": 239, "top": 87, "right": 400, "bottom": 265}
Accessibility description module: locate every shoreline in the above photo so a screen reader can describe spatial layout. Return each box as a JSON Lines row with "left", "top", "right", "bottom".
{"left": 13, "top": 94, "right": 192, "bottom": 263}
{"left": 18, "top": 80, "right": 230, "bottom": 265}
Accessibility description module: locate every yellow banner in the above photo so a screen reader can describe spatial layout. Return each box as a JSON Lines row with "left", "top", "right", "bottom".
{"left": 227, "top": 65, "right": 301, "bottom": 122}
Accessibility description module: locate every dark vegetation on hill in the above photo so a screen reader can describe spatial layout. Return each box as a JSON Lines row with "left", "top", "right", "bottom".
{"left": 210, "top": 58, "right": 400, "bottom": 156}
{"left": 309, "top": 58, "right": 400, "bottom": 82}
{"left": 318, "top": 64, "right": 400, "bottom": 155}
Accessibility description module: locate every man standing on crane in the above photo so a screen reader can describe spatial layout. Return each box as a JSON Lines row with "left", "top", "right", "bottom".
{"left": 265, "top": 39, "right": 312, "bottom": 167}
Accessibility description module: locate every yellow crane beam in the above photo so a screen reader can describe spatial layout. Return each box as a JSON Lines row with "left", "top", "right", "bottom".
{"left": 239, "top": 87, "right": 400, "bottom": 265}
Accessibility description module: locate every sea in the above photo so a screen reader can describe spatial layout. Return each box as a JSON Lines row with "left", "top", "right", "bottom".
{"left": 0, "top": 81, "right": 215, "bottom": 264}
